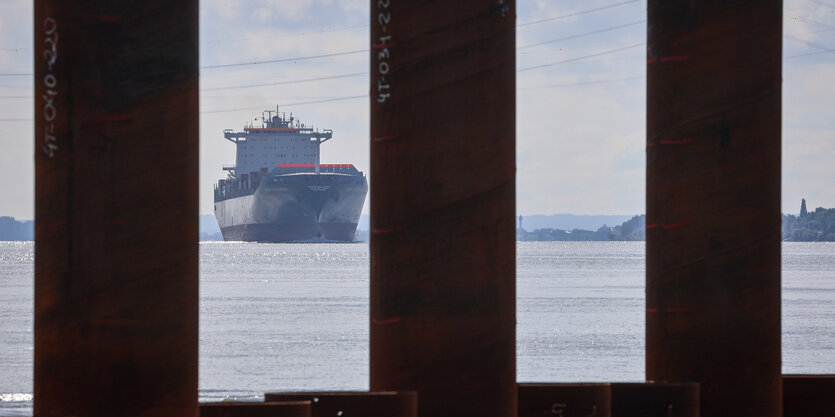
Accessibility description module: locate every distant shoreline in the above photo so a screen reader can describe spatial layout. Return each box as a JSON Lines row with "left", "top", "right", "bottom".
{"left": 4, "top": 208, "right": 834, "bottom": 242}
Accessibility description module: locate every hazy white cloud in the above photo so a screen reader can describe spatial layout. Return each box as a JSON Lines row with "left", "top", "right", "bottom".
{"left": 783, "top": 60, "right": 835, "bottom": 212}
{"left": 517, "top": 77, "right": 645, "bottom": 215}
{"left": 0, "top": 1, "right": 33, "bottom": 220}
{"left": 783, "top": 129, "right": 835, "bottom": 213}
{"left": 1, "top": 1, "right": 834, "bottom": 219}
{"left": 783, "top": 1, "right": 833, "bottom": 48}
{"left": 233, "top": 28, "right": 367, "bottom": 60}
{"left": 257, "top": 0, "right": 327, "bottom": 20}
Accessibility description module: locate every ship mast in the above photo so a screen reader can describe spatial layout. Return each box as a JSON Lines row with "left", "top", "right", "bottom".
{"left": 263, "top": 110, "right": 275, "bottom": 128}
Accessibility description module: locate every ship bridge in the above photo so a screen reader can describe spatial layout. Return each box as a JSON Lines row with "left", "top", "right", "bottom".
{"left": 222, "top": 108, "right": 333, "bottom": 176}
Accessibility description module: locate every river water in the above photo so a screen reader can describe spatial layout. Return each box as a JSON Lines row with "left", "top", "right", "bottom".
{"left": 1, "top": 241, "right": 833, "bottom": 415}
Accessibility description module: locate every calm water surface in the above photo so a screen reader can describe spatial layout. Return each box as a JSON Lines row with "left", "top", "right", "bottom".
{"left": 1, "top": 241, "right": 833, "bottom": 415}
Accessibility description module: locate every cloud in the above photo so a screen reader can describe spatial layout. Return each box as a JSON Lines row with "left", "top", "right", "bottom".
{"left": 783, "top": 61, "right": 835, "bottom": 212}
{"left": 517, "top": 75, "right": 646, "bottom": 215}
{"left": 2, "top": 1, "right": 835, "bottom": 218}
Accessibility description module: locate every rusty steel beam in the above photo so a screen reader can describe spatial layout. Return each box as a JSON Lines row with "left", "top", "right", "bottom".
{"left": 646, "top": 1, "right": 783, "bottom": 416}
{"left": 611, "top": 383, "right": 699, "bottom": 417}
{"left": 783, "top": 375, "right": 835, "bottom": 417}
{"left": 518, "top": 383, "right": 611, "bottom": 417}
{"left": 264, "top": 391, "right": 417, "bottom": 417}
{"left": 368, "top": 1, "right": 516, "bottom": 416}
{"left": 199, "top": 402, "right": 312, "bottom": 417}
{"left": 33, "top": 1, "right": 199, "bottom": 416}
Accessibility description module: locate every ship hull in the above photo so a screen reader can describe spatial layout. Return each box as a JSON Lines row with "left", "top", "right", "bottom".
{"left": 214, "top": 172, "right": 367, "bottom": 242}
{"left": 219, "top": 222, "right": 359, "bottom": 242}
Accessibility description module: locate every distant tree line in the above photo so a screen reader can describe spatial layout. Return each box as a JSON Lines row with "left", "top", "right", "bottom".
{"left": 517, "top": 215, "right": 646, "bottom": 242}
{"left": 606, "top": 214, "right": 646, "bottom": 241}
{"left": 0, "top": 217, "right": 34, "bottom": 241}
{"left": 783, "top": 202, "right": 835, "bottom": 241}
{"left": 519, "top": 205, "right": 835, "bottom": 242}
{"left": 5, "top": 206, "right": 835, "bottom": 242}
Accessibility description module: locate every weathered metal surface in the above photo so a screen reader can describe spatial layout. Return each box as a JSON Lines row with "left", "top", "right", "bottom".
{"left": 33, "top": 1, "right": 199, "bottom": 416}
{"left": 264, "top": 391, "right": 416, "bottom": 417}
{"left": 646, "top": 1, "right": 783, "bottom": 416}
{"left": 611, "top": 383, "right": 699, "bottom": 417}
{"left": 518, "top": 383, "right": 611, "bottom": 417}
{"left": 199, "top": 402, "right": 312, "bottom": 417}
{"left": 369, "top": 1, "right": 516, "bottom": 416}
{"left": 783, "top": 375, "right": 835, "bottom": 417}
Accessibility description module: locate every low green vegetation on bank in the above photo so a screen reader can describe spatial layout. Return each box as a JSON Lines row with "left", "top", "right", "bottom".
{"left": 519, "top": 202, "right": 835, "bottom": 242}
{"left": 3, "top": 204, "right": 834, "bottom": 242}
{"left": 517, "top": 214, "right": 646, "bottom": 242}
{"left": 0, "top": 217, "right": 33, "bottom": 241}
{"left": 783, "top": 201, "right": 835, "bottom": 241}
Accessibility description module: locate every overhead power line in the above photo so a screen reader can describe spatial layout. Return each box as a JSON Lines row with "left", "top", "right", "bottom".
{"left": 200, "top": 1, "right": 648, "bottom": 46}
{"left": 801, "top": 0, "right": 835, "bottom": 9}
{"left": 3, "top": 1, "right": 643, "bottom": 54}
{"left": 518, "top": 20, "right": 644, "bottom": 50}
{"left": 785, "top": 47, "right": 835, "bottom": 59}
{"left": 5, "top": 44, "right": 832, "bottom": 97}
{"left": 201, "top": 95, "right": 348, "bottom": 100}
{"left": 5, "top": 3, "right": 643, "bottom": 73}
{"left": 201, "top": 94, "right": 367, "bottom": 114}
{"left": 517, "top": 0, "right": 641, "bottom": 28}
{"left": 518, "top": 43, "right": 645, "bottom": 72}
{"left": 200, "top": 49, "right": 366, "bottom": 69}
{"left": 201, "top": 24, "right": 368, "bottom": 45}
{"left": 0, "top": 77, "right": 655, "bottom": 101}
{"left": 202, "top": 22, "right": 643, "bottom": 70}
{"left": 784, "top": 34, "right": 834, "bottom": 52}
{"left": 518, "top": 76, "right": 645, "bottom": 90}
{"left": 201, "top": 72, "right": 366, "bottom": 91}
{"left": 204, "top": 41, "right": 645, "bottom": 90}
{"left": 199, "top": 1, "right": 644, "bottom": 69}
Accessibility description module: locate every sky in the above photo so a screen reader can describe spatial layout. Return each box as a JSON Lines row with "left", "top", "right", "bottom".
{"left": 1, "top": 0, "right": 834, "bottom": 219}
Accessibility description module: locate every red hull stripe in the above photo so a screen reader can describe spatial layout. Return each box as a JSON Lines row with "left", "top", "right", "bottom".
{"left": 276, "top": 164, "right": 355, "bottom": 168}
{"left": 245, "top": 128, "right": 300, "bottom": 132}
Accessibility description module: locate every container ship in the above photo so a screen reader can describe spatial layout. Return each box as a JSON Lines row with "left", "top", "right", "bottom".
{"left": 214, "top": 109, "right": 367, "bottom": 242}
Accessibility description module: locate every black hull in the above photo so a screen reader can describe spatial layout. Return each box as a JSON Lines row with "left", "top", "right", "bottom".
{"left": 214, "top": 172, "right": 367, "bottom": 243}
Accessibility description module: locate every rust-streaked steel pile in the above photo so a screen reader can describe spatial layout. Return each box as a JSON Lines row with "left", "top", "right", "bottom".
{"left": 34, "top": 1, "right": 199, "bottom": 416}
{"left": 369, "top": 1, "right": 517, "bottom": 416}
{"left": 30, "top": 0, "right": 835, "bottom": 416}
{"left": 646, "top": 1, "right": 783, "bottom": 416}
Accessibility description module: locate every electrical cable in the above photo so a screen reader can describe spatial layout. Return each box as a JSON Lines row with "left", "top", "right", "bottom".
{"left": 517, "top": 0, "right": 641, "bottom": 28}
{"left": 518, "top": 21, "right": 644, "bottom": 50}
{"left": 784, "top": 33, "right": 834, "bottom": 51}
{"left": 197, "top": 1, "right": 644, "bottom": 69}
{"left": 518, "top": 42, "right": 645, "bottom": 72}
{"left": 200, "top": 50, "right": 366, "bottom": 69}
{"left": 518, "top": 76, "right": 645, "bottom": 90}
{"left": 785, "top": 47, "right": 835, "bottom": 59}
{"left": 201, "top": 72, "right": 367, "bottom": 91}
{"left": 201, "top": 24, "right": 368, "bottom": 45}
{"left": 801, "top": 0, "right": 835, "bottom": 9}
{"left": 200, "top": 95, "right": 367, "bottom": 114}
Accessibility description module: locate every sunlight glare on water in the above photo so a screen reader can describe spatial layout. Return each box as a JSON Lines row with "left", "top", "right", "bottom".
{"left": 0, "top": 241, "right": 834, "bottom": 416}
